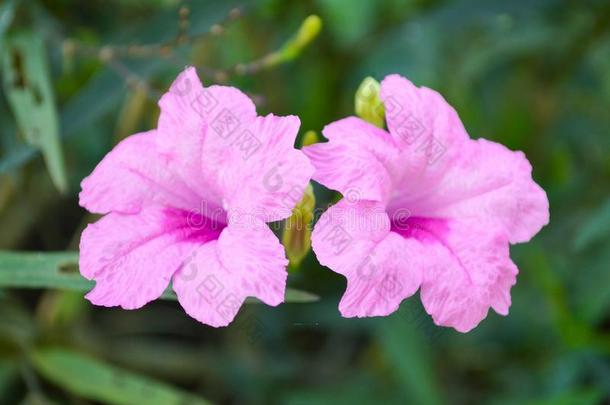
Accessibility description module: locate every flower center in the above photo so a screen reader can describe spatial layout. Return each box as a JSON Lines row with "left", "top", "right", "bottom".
{"left": 390, "top": 215, "right": 449, "bottom": 244}
{"left": 163, "top": 206, "right": 227, "bottom": 244}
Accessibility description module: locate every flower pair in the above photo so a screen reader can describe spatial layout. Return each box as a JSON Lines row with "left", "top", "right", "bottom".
{"left": 79, "top": 67, "right": 549, "bottom": 332}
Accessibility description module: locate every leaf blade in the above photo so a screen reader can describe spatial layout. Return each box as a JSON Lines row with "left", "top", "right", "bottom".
{"left": 0, "top": 251, "right": 318, "bottom": 303}
{"left": 30, "top": 348, "right": 215, "bottom": 405}
{"left": 1, "top": 31, "right": 68, "bottom": 192}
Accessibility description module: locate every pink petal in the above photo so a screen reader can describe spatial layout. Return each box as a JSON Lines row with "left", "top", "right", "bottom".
{"left": 303, "top": 117, "right": 396, "bottom": 202}
{"left": 158, "top": 68, "right": 311, "bottom": 222}
{"left": 379, "top": 75, "right": 470, "bottom": 204}
{"left": 171, "top": 241, "right": 243, "bottom": 327}
{"left": 79, "top": 130, "right": 202, "bottom": 215}
{"left": 397, "top": 138, "right": 549, "bottom": 244}
{"left": 156, "top": 66, "right": 257, "bottom": 156}
{"left": 79, "top": 205, "right": 204, "bottom": 310}
{"left": 217, "top": 217, "right": 288, "bottom": 306}
{"left": 156, "top": 67, "right": 259, "bottom": 214}
{"left": 311, "top": 199, "right": 422, "bottom": 317}
{"left": 214, "top": 114, "right": 314, "bottom": 222}
{"left": 381, "top": 74, "right": 548, "bottom": 244}
{"left": 417, "top": 218, "right": 518, "bottom": 333}
{"left": 380, "top": 74, "right": 468, "bottom": 157}
{"left": 339, "top": 232, "right": 426, "bottom": 317}
{"left": 173, "top": 219, "right": 287, "bottom": 327}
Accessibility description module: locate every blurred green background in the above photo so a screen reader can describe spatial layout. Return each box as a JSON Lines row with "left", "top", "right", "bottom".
{"left": 1, "top": 0, "right": 610, "bottom": 404}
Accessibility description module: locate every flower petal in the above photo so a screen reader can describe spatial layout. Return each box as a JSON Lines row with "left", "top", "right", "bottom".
{"left": 156, "top": 67, "right": 259, "bottom": 214}
{"left": 171, "top": 241, "right": 244, "bottom": 327}
{"left": 216, "top": 114, "right": 314, "bottom": 222}
{"left": 338, "top": 231, "right": 425, "bottom": 317}
{"left": 405, "top": 139, "right": 549, "bottom": 244}
{"left": 173, "top": 219, "right": 288, "bottom": 326}
{"left": 217, "top": 217, "right": 288, "bottom": 306}
{"left": 79, "top": 205, "right": 202, "bottom": 310}
{"left": 303, "top": 117, "right": 396, "bottom": 202}
{"left": 159, "top": 69, "right": 310, "bottom": 222}
{"left": 381, "top": 74, "right": 548, "bottom": 244}
{"left": 311, "top": 199, "right": 422, "bottom": 317}
{"left": 379, "top": 75, "right": 471, "bottom": 215}
{"left": 380, "top": 74, "right": 468, "bottom": 156}
{"left": 418, "top": 218, "right": 518, "bottom": 333}
{"left": 79, "top": 130, "right": 201, "bottom": 215}
{"left": 156, "top": 66, "right": 257, "bottom": 156}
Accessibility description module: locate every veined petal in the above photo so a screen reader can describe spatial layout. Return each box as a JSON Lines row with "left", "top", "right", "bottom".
{"left": 173, "top": 219, "right": 288, "bottom": 327}
{"left": 381, "top": 75, "right": 548, "bottom": 244}
{"left": 171, "top": 241, "right": 244, "bottom": 327}
{"left": 303, "top": 117, "right": 396, "bottom": 202}
{"left": 311, "top": 199, "right": 390, "bottom": 274}
{"left": 417, "top": 218, "right": 518, "bottom": 333}
{"left": 399, "top": 138, "right": 549, "bottom": 244}
{"left": 380, "top": 75, "right": 469, "bottom": 204}
{"left": 158, "top": 68, "right": 311, "bottom": 222}
{"left": 311, "top": 199, "right": 422, "bottom": 317}
{"left": 156, "top": 67, "right": 258, "bottom": 213}
{"left": 156, "top": 66, "right": 257, "bottom": 156}
{"left": 215, "top": 114, "right": 314, "bottom": 222}
{"left": 217, "top": 217, "right": 288, "bottom": 306}
{"left": 380, "top": 74, "right": 468, "bottom": 155}
{"left": 79, "top": 205, "right": 205, "bottom": 310}
{"left": 79, "top": 130, "right": 201, "bottom": 215}
{"left": 338, "top": 232, "right": 425, "bottom": 317}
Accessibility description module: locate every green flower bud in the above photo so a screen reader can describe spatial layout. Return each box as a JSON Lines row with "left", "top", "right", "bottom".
{"left": 355, "top": 76, "right": 385, "bottom": 128}
{"left": 282, "top": 183, "right": 315, "bottom": 270}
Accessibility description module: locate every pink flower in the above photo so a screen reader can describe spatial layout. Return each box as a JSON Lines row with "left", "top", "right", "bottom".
{"left": 79, "top": 67, "right": 313, "bottom": 327}
{"left": 304, "top": 74, "right": 549, "bottom": 332}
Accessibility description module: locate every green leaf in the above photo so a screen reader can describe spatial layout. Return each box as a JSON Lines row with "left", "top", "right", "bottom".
{"left": 0, "top": 251, "right": 318, "bottom": 303}
{"left": 30, "top": 348, "right": 214, "bottom": 405}
{"left": 573, "top": 247, "right": 610, "bottom": 324}
{"left": 0, "top": 251, "right": 89, "bottom": 291}
{"left": 1, "top": 31, "right": 68, "bottom": 193}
